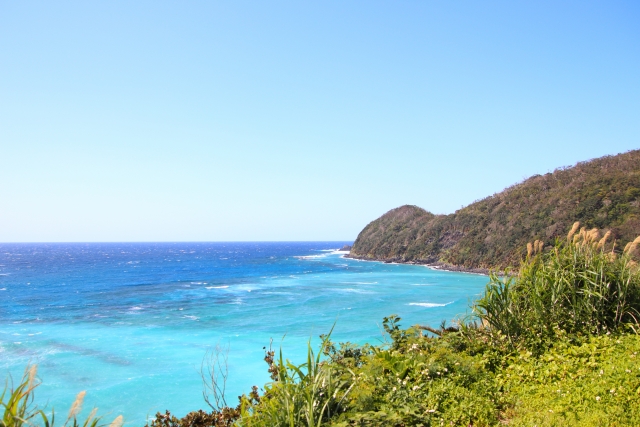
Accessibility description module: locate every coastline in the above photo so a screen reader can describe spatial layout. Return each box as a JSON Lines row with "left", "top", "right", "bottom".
{"left": 344, "top": 254, "right": 496, "bottom": 276}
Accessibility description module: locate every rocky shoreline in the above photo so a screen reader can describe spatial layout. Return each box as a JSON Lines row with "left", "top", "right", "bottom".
{"left": 344, "top": 253, "right": 495, "bottom": 276}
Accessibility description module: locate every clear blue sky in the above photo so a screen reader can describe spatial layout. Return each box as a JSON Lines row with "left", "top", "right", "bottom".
{"left": 1, "top": 1, "right": 639, "bottom": 242}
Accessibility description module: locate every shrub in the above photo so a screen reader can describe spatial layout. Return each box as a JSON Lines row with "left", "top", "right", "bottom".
{"left": 475, "top": 222, "right": 640, "bottom": 352}
{"left": 240, "top": 333, "right": 356, "bottom": 427}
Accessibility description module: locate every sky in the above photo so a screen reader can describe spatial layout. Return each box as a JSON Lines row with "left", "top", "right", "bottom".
{"left": 1, "top": 1, "right": 639, "bottom": 242}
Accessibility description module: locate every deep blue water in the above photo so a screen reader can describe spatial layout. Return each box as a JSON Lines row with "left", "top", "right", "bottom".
{"left": 0, "top": 242, "right": 488, "bottom": 425}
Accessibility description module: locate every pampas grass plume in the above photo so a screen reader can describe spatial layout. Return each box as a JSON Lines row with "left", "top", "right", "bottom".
{"left": 86, "top": 407, "right": 98, "bottom": 425}
{"left": 109, "top": 415, "right": 124, "bottom": 427}
{"left": 626, "top": 236, "right": 640, "bottom": 255}
{"left": 27, "top": 365, "right": 37, "bottom": 390}
{"left": 598, "top": 231, "right": 611, "bottom": 249}
{"left": 567, "top": 221, "right": 580, "bottom": 241}
{"left": 68, "top": 390, "right": 86, "bottom": 420}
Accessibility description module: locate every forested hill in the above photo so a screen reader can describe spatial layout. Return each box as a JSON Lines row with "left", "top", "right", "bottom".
{"left": 348, "top": 150, "right": 640, "bottom": 269}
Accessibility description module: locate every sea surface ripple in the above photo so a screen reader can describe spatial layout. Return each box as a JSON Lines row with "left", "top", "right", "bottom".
{"left": 0, "top": 242, "right": 488, "bottom": 425}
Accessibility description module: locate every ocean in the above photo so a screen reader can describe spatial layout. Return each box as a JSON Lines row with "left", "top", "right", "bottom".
{"left": 0, "top": 242, "right": 488, "bottom": 425}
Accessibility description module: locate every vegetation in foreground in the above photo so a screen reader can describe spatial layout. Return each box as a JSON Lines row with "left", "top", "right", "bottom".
{"left": 0, "top": 365, "right": 123, "bottom": 427}
{"left": 4, "top": 223, "right": 640, "bottom": 426}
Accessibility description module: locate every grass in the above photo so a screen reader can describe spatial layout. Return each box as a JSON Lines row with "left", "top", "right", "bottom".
{"left": 499, "top": 333, "right": 640, "bottom": 426}
{"left": 0, "top": 366, "right": 121, "bottom": 427}
{"left": 475, "top": 223, "right": 640, "bottom": 353}
{"left": 239, "top": 333, "right": 356, "bottom": 427}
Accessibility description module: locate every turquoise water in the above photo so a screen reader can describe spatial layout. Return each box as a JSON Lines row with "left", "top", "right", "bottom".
{"left": 0, "top": 243, "right": 488, "bottom": 425}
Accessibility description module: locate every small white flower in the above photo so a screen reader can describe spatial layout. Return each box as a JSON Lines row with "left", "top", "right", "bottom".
{"left": 595, "top": 396, "right": 601, "bottom": 401}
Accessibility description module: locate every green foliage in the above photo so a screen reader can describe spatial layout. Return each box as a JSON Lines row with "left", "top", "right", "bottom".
{"left": 241, "top": 224, "right": 640, "bottom": 426}
{"left": 147, "top": 406, "right": 245, "bottom": 427}
{"left": 240, "top": 333, "right": 356, "bottom": 427}
{"left": 498, "top": 334, "right": 640, "bottom": 426}
{"left": 475, "top": 228, "right": 640, "bottom": 352}
{"left": 0, "top": 366, "right": 118, "bottom": 427}
{"left": 350, "top": 149, "right": 640, "bottom": 269}
{"left": 240, "top": 323, "right": 640, "bottom": 426}
{"left": 328, "top": 325, "right": 503, "bottom": 427}
{"left": 1, "top": 366, "right": 49, "bottom": 427}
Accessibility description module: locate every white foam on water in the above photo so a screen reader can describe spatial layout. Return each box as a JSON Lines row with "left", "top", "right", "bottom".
{"left": 337, "top": 288, "right": 374, "bottom": 294}
{"left": 408, "top": 302, "right": 453, "bottom": 308}
{"left": 0, "top": 242, "right": 490, "bottom": 426}
{"left": 342, "top": 282, "right": 378, "bottom": 285}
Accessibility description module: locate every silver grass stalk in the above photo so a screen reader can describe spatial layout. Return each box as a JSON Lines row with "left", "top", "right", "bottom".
{"left": 86, "top": 407, "right": 98, "bottom": 425}
{"left": 598, "top": 231, "right": 611, "bottom": 249}
{"left": 109, "top": 415, "right": 124, "bottom": 427}
{"left": 626, "top": 236, "right": 640, "bottom": 255}
{"left": 27, "top": 365, "right": 38, "bottom": 390}
{"left": 68, "top": 390, "right": 86, "bottom": 421}
{"left": 567, "top": 221, "right": 580, "bottom": 241}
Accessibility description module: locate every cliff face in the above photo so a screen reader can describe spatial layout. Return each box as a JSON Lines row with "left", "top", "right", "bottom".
{"left": 349, "top": 150, "right": 640, "bottom": 269}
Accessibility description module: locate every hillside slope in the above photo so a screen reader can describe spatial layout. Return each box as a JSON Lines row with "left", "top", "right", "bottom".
{"left": 349, "top": 150, "right": 640, "bottom": 269}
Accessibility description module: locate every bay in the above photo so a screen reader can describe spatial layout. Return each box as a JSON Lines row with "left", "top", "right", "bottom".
{"left": 0, "top": 243, "right": 488, "bottom": 425}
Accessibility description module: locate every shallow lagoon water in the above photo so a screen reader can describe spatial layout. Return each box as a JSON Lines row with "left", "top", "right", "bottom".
{"left": 0, "top": 243, "right": 488, "bottom": 425}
